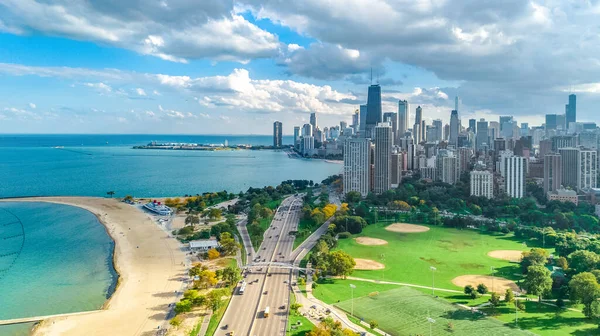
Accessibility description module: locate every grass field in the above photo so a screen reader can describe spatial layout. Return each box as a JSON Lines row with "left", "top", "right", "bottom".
{"left": 337, "top": 222, "right": 553, "bottom": 289}
{"left": 287, "top": 292, "right": 314, "bottom": 336}
{"left": 335, "top": 287, "right": 532, "bottom": 336}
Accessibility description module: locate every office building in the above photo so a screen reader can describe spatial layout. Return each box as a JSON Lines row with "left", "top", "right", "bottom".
{"left": 543, "top": 153, "right": 562, "bottom": 194}
{"left": 539, "top": 139, "right": 552, "bottom": 158}
{"left": 579, "top": 149, "right": 597, "bottom": 190}
{"left": 476, "top": 119, "right": 489, "bottom": 151}
{"left": 432, "top": 119, "right": 443, "bottom": 142}
{"left": 458, "top": 147, "right": 472, "bottom": 173}
{"left": 548, "top": 188, "right": 578, "bottom": 205}
{"left": 273, "top": 121, "right": 282, "bottom": 147}
{"left": 398, "top": 100, "right": 409, "bottom": 136}
{"left": 441, "top": 156, "right": 459, "bottom": 185}
{"left": 443, "top": 124, "right": 450, "bottom": 141}
{"left": 552, "top": 135, "right": 577, "bottom": 151}
{"left": 566, "top": 94, "right": 577, "bottom": 125}
{"left": 470, "top": 170, "right": 494, "bottom": 199}
{"left": 302, "top": 123, "right": 313, "bottom": 137}
{"left": 352, "top": 109, "right": 359, "bottom": 133}
{"left": 449, "top": 110, "right": 460, "bottom": 146}
{"left": 302, "top": 136, "right": 314, "bottom": 155}
{"left": 468, "top": 119, "right": 476, "bottom": 133}
{"left": 504, "top": 156, "right": 527, "bottom": 198}
{"left": 309, "top": 112, "right": 318, "bottom": 132}
{"left": 391, "top": 152, "right": 402, "bottom": 186}
{"left": 343, "top": 138, "right": 371, "bottom": 197}
{"left": 546, "top": 114, "right": 558, "bottom": 130}
{"left": 579, "top": 132, "right": 598, "bottom": 149}
{"left": 374, "top": 123, "right": 393, "bottom": 194}
{"left": 359, "top": 104, "right": 367, "bottom": 136}
{"left": 365, "top": 84, "right": 382, "bottom": 138}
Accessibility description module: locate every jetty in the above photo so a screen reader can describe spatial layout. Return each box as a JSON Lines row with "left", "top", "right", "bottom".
{"left": 0, "top": 310, "right": 103, "bottom": 326}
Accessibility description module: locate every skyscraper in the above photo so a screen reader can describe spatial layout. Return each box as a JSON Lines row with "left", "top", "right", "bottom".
{"left": 310, "top": 112, "right": 318, "bottom": 132}
{"left": 578, "top": 149, "right": 597, "bottom": 190}
{"left": 365, "top": 84, "right": 382, "bottom": 138}
{"left": 398, "top": 100, "right": 409, "bottom": 136}
{"left": 504, "top": 156, "right": 527, "bottom": 198}
{"left": 566, "top": 94, "right": 577, "bottom": 125}
{"left": 352, "top": 109, "right": 359, "bottom": 133}
{"left": 468, "top": 119, "right": 476, "bottom": 133}
{"left": 544, "top": 153, "right": 562, "bottom": 194}
{"left": 374, "top": 122, "right": 392, "bottom": 194}
{"left": 273, "top": 121, "right": 282, "bottom": 147}
{"left": 441, "top": 156, "right": 459, "bottom": 184}
{"left": 449, "top": 110, "right": 459, "bottom": 147}
{"left": 476, "top": 119, "right": 489, "bottom": 151}
{"left": 359, "top": 104, "right": 367, "bottom": 137}
{"left": 343, "top": 138, "right": 371, "bottom": 196}
{"left": 454, "top": 96, "right": 460, "bottom": 113}
{"left": 383, "top": 112, "right": 398, "bottom": 144}
{"left": 432, "top": 119, "right": 443, "bottom": 142}
{"left": 545, "top": 114, "right": 558, "bottom": 130}
{"left": 293, "top": 126, "right": 300, "bottom": 146}
{"left": 559, "top": 148, "right": 579, "bottom": 189}
{"left": 414, "top": 106, "right": 423, "bottom": 143}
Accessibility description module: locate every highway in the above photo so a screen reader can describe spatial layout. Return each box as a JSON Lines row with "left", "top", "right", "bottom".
{"left": 216, "top": 194, "right": 302, "bottom": 336}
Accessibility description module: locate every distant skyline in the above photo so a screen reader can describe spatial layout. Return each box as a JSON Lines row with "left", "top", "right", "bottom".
{"left": 1, "top": 1, "right": 600, "bottom": 134}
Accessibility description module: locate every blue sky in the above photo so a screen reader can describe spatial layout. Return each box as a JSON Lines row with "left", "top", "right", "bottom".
{"left": 0, "top": 1, "right": 598, "bottom": 134}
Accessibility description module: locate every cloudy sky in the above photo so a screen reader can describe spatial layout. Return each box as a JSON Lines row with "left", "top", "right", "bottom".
{"left": 0, "top": 0, "right": 599, "bottom": 134}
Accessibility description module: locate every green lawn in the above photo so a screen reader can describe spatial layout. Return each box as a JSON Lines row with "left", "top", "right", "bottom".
{"left": 337, "top": 222, "right": 552, "bottom": 289}
{"left": 287, "top": 292, "right": 314, "bottom": 336}
{"left": 335, "top": 287, "right": 530, "bottom": 336}
{"left": 293, "top": 218, "right": 318, "bottom": 249}
{"left": 206, "top": 287, "right": 233, "bottom": 336}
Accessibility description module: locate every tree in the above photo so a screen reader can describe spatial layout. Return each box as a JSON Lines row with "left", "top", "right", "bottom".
{"left": 568, "top": 250, "right": 600, "bottom": 274}
{"left": 369, "top": 320, "right": 378, "bottom": 329}
{"left": 489, "top": 292, "right": 501, "bottom": 308}
{"left": 106, "top": 191, "right": 115, "bottom": 198}
{"left": 345, "top": 191, "right": 362, "bottom": 204}
{"left": 569, "top": 272, "right": 600, "bottom": 318}
{"left": 477, "top": 283, "right": 489, "bottom": 295}
{"left": 185, "top": 214, "right": 200, "bottom": 227}
{"left": 221, "top": 265, "right": 241, "bottom": 286}
{"left": 207, "top": 248, "right": 220, "bottom": 260}
{"left": 189, "top": 264, "right": 208, "bottom": 277}
{"left": 174, "top": 299, "right": 192, "bottom": 314}
{"left": 290, "top": 303, "right": 302, "bottom": 315}
{"left": 206, "top": 288, "right": 230, "bottom": 311}
{"left": 219, "top": 232, "right": 240, "bottom": 256}
{"left": 123, "top": 195, "right": 134, "bottom": 202}
{"left": 326, "top": 251, "right": 356, "bottom": 279}
{"left": 170, "top": 315, "right": 183, "bottom": 327}
{"left": 464, "top": 285, "right": 475, "bottom": 295}
{"left": 521, "top": 248, "right": 549, "bottom": 273}
{"left": 556, "top": 256, "right": 569, "bottom": 270}
{"left": 504, "top": 288, "right": 514, "bottom": 304}
{"left": 524, "top": 265, "right": 553, "bottom": 305}
{"left": 194, "top": 270, "right": 218, "bottom": 289}
{"left": 208, "top": 208, "right": 222, "bottom": 220}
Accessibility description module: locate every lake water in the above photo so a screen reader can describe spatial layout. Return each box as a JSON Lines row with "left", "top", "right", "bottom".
{"left": 0, "top": 202, "right": 116, "bottom": 336}
{"left": 0, "top": 134, "right": 341, "bottom": 335}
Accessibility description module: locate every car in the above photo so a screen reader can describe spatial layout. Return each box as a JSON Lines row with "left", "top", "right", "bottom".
{"left": 283, "top": 280, "right": 287, "bottom": 284}
{"left": 269, "top": 236, "right": 272, "bottom": 238}
{"left": 262, "top": 259, "right": 266, "bottom": 262}
{"left": 263, "top": 291, "right": 268, "bottom": 295}
{"left": 262, "top": 247, "right": 266, "bottom": 250}
{"left": 279, "top": 305, "right": 285, "bottom": 309}
{"left": 292, "top": 282, "right": 296, "bottom": 286}
{"left": 268, "top": 273, "right": 272, "bottom": 276}
{"left": 310, "top": 305, "right": 317, "bottom": 309}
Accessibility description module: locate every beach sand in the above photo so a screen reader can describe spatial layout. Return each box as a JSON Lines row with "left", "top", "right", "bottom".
{"left": 2, "top": 197, "right": 187, "bottom": 336}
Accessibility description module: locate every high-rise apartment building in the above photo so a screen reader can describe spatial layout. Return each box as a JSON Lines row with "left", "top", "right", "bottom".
{"left": 359, "top": 104, "right": 367, "bottom": 137}
{"left": 559, "top": 147, "right": 579, "bottom": 189}
{"left": 504, "top": 156, "right": 527, "bottom": 198}
{"left": 343, "top": 138, "right": 371, "bottom": 197}
{"left": 468, "top": 119, "right": 476, "bottom": 133}
{"left": 391, "top": 152, "right": 402, "bottom": 186}
{"left": 457, "top": 147, "right": 472, "bottom": 173}
{"left": 441, "top": 156, "right": 459, "bottom": 184}
{"left": 302, "top": 136, "right": 314, "bottom": 155}
{"left": 302, "top": 123, "right": 313, "bottom": 137}
{"left": 398, "top": 100, "right": 409, "bottom": 136}
{"left": 470, "top": 170, "right": 494, "bottom": 198}
{"left": 374, "top": 123, "right": 393, "bottom": 194}
{"left": 273, "top": 121, "right": 282, "bottom": 147}
{"left": 544, "top": 153, "right": 562, "bottom": 194}
{"left": 383, "top": 112, "right": 398, "bottom": 144}
{"left": 449, "top": 110, "right": 460, "bottom": 146}
{"left": 578, "top": 149, "right": 597, "bottom": 190}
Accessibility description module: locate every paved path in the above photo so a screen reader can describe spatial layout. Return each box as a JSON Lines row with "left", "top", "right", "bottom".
{"left": 0, "top": 310, "right": 103, "bottom": 326}
{"left": 196, "top": 313, "right": 212, "bottom": 336}
{"left": 236, "top": 218, "right": 256, "bottom": 263}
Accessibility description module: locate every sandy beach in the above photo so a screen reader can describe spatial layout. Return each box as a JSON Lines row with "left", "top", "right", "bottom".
{"left": 1, "top": 197, "right": 187, "bottom": 336}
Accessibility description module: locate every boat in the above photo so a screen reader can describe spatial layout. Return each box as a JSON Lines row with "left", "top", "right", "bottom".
{"left": 143, "top": 200, "right": 172, "bottom": 216}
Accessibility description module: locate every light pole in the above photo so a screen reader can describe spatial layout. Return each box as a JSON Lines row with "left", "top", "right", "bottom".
{"left": 350, "top": 284, "right": 356, "bottom": 317}
{"left": 430, "top": 266, "right": 436, "bottom": 296}
{"left": 426, "top": 312, "right": 435, "bottom": 336}
{"left": 491, "top": 266, "right": 495, "bottom": 293}
{"left": 380, "top": 253, "right": 385, "bottom": 281}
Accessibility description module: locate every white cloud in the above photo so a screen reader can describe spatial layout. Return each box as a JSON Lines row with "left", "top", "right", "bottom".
{"left": 0, "top": 0, "right": 280, "bottom": 63}
{"left": 135, "top": 88, "right": 147, "bottom": 96}
{"left": 84, "top": 82, "right": 112, "bottom": 93}
{"left": 28, "top": 102, "right": 36, "bottom": 109}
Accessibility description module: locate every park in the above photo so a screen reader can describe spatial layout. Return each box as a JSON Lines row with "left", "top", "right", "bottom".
{"left": 310, "top": 220, "right": 600, "bottom": 336}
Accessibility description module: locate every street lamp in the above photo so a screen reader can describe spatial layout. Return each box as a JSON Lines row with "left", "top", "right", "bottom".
{"left": 426, "top": 314, "right": 436, "bottom": 336}
{"left": 491, "top": 266, "right": 495, "bottom": 293}
{"left": 380, "top": 253, "right": 385, "bottom": 281}
{"left": 430, "top": 266, "right": 436, "bottom": 296}
{"left": 350, "top": 284, "right": 356, "bottom": 317}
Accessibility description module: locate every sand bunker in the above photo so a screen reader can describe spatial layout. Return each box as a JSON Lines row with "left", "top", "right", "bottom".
{"left": 355, "top": 237, "right": 388, "bottom": 246}
{"left": 354, "top": 258, "right": 385, "bottom": 270}
{"left": 488, "top": 250, "right": 524, "bottom": 262}
{"left": 452, "top": 275, "right": 521, "bottom": 294}
{"left": 385, "top": 223, "right": 430, "bottom": 233}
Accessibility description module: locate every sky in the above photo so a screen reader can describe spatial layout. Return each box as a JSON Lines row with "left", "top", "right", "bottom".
{"left": 0, "top": 0, "right": 599, "bottom": 135}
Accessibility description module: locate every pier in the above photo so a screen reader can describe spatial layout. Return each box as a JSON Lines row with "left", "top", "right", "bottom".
{"left": 0, "top": 310, "right": 103, "bottom": 326}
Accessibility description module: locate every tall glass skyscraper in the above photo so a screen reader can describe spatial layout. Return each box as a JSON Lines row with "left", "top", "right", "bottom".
{"left": 449, "top": 109, "right": 459, "bottom": 146}
{"left": 398, "top": 100, "right": 409, "bottom": 136}
{"left": 365, "top": 84, "right": 382, "bottom": 138}
{"left": 566, "top": 94, "right": 576, "bottom": 125}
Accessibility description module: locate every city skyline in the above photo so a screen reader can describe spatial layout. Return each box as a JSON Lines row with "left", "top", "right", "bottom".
{"left": 2, "top": 1, "right": 600, "bottom": 134}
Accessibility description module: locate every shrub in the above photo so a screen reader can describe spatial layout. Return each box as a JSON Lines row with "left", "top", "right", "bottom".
{"left": 338, "top": 232, "right": 351, "bottom": 239}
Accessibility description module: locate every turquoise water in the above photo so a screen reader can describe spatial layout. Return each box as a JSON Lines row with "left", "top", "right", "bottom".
{"left": 0, "top": 202, "right": 116, "bottom": 336}
{"left": 0, "top": 135, "right": 341, "bottom": 198}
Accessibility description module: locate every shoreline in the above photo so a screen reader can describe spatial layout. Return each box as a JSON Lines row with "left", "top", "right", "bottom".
{"left": 0, "top": 197, "right": 187, "bottom": 336}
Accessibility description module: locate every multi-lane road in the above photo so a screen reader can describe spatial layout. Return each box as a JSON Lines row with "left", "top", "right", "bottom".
{"left": 216, "top": 194, "right": 303, "bottom": 336}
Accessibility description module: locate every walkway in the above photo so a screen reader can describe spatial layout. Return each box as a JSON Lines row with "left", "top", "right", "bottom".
{"left": 0, "top": 310, "right": 102, "bottom": 326}
{"left": 196, "top": 312, "right": 212, "bottom": 336}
